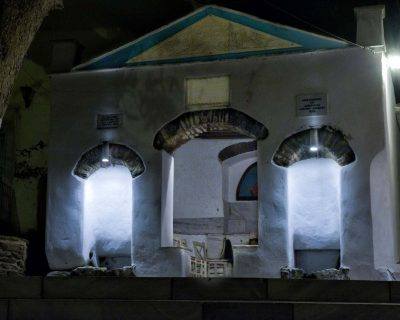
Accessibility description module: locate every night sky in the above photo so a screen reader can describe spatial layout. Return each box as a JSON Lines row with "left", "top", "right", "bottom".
{"left": 28, "top": 0, "right": 400, "bottom": 98}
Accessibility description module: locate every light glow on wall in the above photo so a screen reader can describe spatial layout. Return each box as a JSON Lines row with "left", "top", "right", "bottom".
{"left": 288, "top": 158, "right": 341, "bottom": 250}
{"left": 388, "top": 55, "right": 400, "bottom": 70}
{"left": 83, "top": 165, "right": 133, "bottom": 258}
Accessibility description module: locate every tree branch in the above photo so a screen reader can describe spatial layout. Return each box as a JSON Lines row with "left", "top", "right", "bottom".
{"left": 0, "top": 0, "right": 63, "bottom": 122}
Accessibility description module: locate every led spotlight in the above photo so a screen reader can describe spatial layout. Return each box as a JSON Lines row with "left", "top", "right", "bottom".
{"left": 101, "top": 141, "right": 110, "bottom": 166}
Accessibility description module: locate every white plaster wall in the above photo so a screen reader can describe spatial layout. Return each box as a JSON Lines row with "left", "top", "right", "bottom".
{"left": 83, "top": 165, "right": 132, "bottom": 258}
{"left": 370, "top": 149, "right": 396, "bottom": 269}
{"left": 48, "top": 47, "right": 391, "bottom": 279}
{"left": 288, "top": 158, "right": 341, "bottom": 250}
{"left": 173, "top": 138, "right": 243, "bottom": 219}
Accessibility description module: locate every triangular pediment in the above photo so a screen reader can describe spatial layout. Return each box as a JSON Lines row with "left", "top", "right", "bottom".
{"left": 128, "top": 15, "right": 300, "bottom": 64}
{"left": 74, "top": 6, "right": 349, "bottom": 71}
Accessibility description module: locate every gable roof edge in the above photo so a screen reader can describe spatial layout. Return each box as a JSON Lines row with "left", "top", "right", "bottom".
{"left": 73, "top": 5, "right": 350, "bottom": 72}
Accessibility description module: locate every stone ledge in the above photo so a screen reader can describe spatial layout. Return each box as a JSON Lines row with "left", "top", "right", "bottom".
{"left": 268, "top": 279, "right": 390, "bottom": 302}
{"left": 0, "top": 277, "right": 42, "bottom": 299}
{"left": 6, "top": 300, "right": 400, "bottom": 320}
{"left": 294, "top": 302, "right": 400, "bottom": 320}
{"left": 43, "top": 277, "right": 172, "bottom": 300}
{"left": 172, "top": 278, "right": 267, "bottom": 300}
{"left": 8, "top": 300, "right": 202, "bottom": 320}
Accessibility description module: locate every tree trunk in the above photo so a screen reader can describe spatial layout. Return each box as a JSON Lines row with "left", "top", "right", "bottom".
{"left": 0, "top": 0, "right": 63, "bottom": 124}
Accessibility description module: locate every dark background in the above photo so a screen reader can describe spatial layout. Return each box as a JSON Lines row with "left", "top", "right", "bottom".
{"left": 28, "top": 0, "right": 400, "bottom": 99}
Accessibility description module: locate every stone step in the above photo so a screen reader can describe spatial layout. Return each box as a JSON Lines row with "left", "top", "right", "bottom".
{"left": 2, "top": 277, "right": 400, "bottom": 303}
{"left": 2, "top": 277, "right": 400, "bottom": 319}
{"left": 2, "top": 299, "right": 400, "bottom": 320}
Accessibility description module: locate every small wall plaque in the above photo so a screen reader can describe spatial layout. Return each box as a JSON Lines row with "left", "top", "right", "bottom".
{"left": 296, "top": 93, "right": 327, "bottom": 117}
{"left": 186, "top": 76, "right": 230, "bottom": 110}
{"left": 97, "top": 113, "right": 123, "bottom": 129}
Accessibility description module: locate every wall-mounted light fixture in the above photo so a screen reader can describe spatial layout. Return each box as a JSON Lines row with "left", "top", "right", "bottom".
{"left": 309, "top": 129, "right": 319, "bottom": 154}
{"left": 101, "top": 141, "right": 110, "bottom": 167}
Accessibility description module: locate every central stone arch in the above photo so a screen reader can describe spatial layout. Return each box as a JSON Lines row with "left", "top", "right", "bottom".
{"left": 153, "top": 108, "right": 268, "bottom": 153}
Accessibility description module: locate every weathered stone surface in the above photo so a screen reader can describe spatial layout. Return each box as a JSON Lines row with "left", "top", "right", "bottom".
{"left": 268, "top": 279, "right": 390, "bottom": 302}
{"left": 70, "top": 266, "right": 135, "bottom": 277}
{"left": 203, "top": 302, "right": 293, "bottom": 320}
{"left": 280, "top": 267, "right": 304, "bottom": 279}
{"left": 0, "top": 300, "right": 7, "bottom": 320}
{"left": 173, "top": 278, "right": 267, "bottom": 300}
{"left": 43, "top": 277, "right": 171, "bottom": 299}
{"left": 46, "top": 271, "right": 71, "bottom": 277}
{"left": 0, "top": 236, "right": 27, "bottom": 276}
{"left": 153, "top": 108, "right": 268, "bottom": 153}
{"left": 9, "top": 300, "right": 202, "bottom": 320}
{"left": 0, "top": 277, "right": 42, "bottom": 298}
{"left": 73, "top": 143, "right": 145, "bottom": 179}
{"left": 314, "top": 268, "right": 350, "bottom": 280}
{"left": 273, "top": 126, "right": 355, "bottom": 167}
{"left": 294, "top": 302, "right": 400, "bottom": 320}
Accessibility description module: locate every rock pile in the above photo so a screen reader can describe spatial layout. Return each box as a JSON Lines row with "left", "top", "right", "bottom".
{"left": 0, "top": 236, "right": 27, "bottom": 276}
{"left": 47, "top": 266, "right": 136, "bottom": 277}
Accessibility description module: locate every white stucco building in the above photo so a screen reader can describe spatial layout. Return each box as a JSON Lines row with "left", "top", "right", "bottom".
{"left": 46, "top": 5, "right": 400, "bottom": 280}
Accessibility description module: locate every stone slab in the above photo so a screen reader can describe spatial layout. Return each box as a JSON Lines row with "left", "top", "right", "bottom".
{"left": 203, "top": 302, "right": 293, "bottom": 320}
{"left": 0, "top": 277, "right": 42, "bottom": 299}
{"left": 172, "top": 278, "right": 267, "bottom": 300}
{"left": 294, "top": 302, "right": 400, "bottom": 320}
{"left": 268, "top": 279, "right": 390, "bottom": 302}
{"left": 389, "top": 282, "right": 400, "bottom": 302}
{"left": 9, "top": 300, "right": 202, "bottom": 320}
{"left": 43, "top": 277, "right": 171, "bottom": 300}
{"left": 0, "top": 300, "right": 8, "bottom": 320}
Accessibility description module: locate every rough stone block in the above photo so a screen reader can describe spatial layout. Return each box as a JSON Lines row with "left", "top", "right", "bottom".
{"left": 203, "top": 302, "right": 293, "bottom": 320}
{"left": 0, "top": 277, "right": 42, "bottom": 298}
{"left": 9, "top": 300, "right": 202, "bottom": 320}
{"left": 0, "top": 300, "right": 7, "bottom": 320}
{"left": 173, "top": 278, "right": 267, "bottom": 300}
{"left": 0, "top": 237, "right": 27, "bottom": 276}
{"left": 43, "top": 277, "right": 171, "bottom": 299}
{"left": 294, "top": 302, "right": 400, "bottom": 320}
{"left": 268, "top": 279, "right": 390, "bottom": 302}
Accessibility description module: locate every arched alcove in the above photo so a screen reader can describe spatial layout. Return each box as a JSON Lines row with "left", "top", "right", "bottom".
{"left": 74, "top": 143, "right": 145, "bottom": 268}
{"left": 273, "top": 127, "right": 355, "bottom": 274}
{"left": 156, "top": 108, "right": 267, "bottom": 277}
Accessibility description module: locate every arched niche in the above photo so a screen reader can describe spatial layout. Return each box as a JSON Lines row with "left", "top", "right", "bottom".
{"left": 156, "top": 108, "right": 267, "bottom": 251}
{"left": 273, "top": 126, "right": 355, "bottom": 273}
{"left": 153, "top": 108, "right": 268, "bottom": 153}
{"left": 73, "top": 143, "right": 145, "bottom": 179}
{"left": 73, "top": 143, "right": 145, "bottom": 267}
{"left": 273, "top": 126, "right": 355, "bottom": 167}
